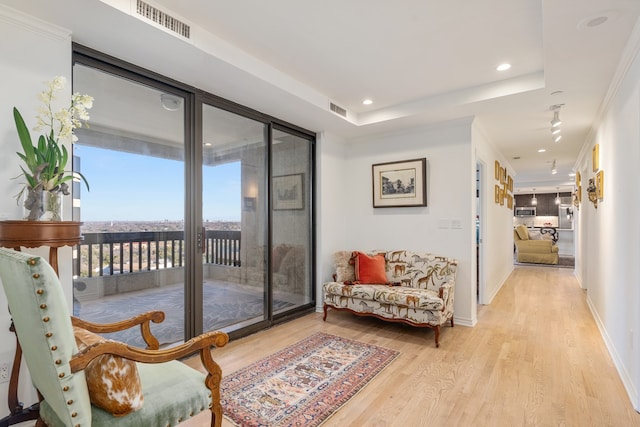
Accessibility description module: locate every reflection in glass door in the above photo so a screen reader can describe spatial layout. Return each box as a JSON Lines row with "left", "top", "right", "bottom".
{"left": 271, "top": 127, "right": 313, "bottom": 312}
{"left": 201, "top": 104, "right": 268, "bottom": 332}
{"left": 72, "top": 63, "right": 187, "bottom": 347}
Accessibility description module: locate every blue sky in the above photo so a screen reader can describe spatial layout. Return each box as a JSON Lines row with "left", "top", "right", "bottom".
{"left": 77, "top": 146, "right": 240, "bottom": 222}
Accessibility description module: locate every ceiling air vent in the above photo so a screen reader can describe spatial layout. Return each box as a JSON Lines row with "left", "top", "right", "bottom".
{"left": 329, "top": 102, "right": 347, "bottom": 118}
{"left": 136, "top": 0, "right": 190, "bottom": 39}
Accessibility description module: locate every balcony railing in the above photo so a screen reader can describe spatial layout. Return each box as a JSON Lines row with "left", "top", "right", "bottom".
{"left": 76, "top": 230, "right": 240, "bottom": 277}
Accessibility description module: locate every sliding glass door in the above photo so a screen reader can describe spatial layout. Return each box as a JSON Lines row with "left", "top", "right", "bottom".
{"left": 72, "top": 48, "right": 315, "bottom": 345}
{"left": 200, "top": 103, "right": 268, "bottom": 332}
{"left": 71, "top": 63, "right": 187, "bottom": 347}
{"left": 271, "top": 127, "right": 314, "bottom": 311}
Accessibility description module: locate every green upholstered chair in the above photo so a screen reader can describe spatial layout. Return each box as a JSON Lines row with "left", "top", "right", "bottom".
{"left": 0, "top": 247, "right": 228, "bottom": 427}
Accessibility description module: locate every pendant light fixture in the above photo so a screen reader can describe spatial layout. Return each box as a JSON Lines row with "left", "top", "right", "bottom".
{"left": 555, "top": 187, "right": 561, "bottom": 205}
{"left": 531, "top": 188, "right": 537, "bottom": 205}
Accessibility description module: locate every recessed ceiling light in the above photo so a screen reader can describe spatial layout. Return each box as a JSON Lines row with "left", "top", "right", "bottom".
{"left": 538, "top": 148, "right": 546, "bottom": 153}
{"left": 362, "top": 99, "right": 373, "bottom": 105}
{"left": 496, "top": 63, "right": 511, "bottom": 71}
{"left": 577, "top": 10, "right": 619, "bottom": 30}
{"left": 554, "top": 135, "right": 562, "bottom": 143}
{"left": 568, "top": 173, "right": 576, "bottom": 177}
{"left": 204, "top": 142, "right": 212, "bottom": 147}
{"left": 589, "top": 16, "right": 608, "bottom": 27}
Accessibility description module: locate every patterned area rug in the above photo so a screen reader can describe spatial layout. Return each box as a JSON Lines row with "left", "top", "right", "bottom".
{"left": 221, "top": 332, "right": 399, "bottom": 427}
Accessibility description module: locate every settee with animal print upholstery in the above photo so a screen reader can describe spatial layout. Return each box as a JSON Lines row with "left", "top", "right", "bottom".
{"left": 322, "top": 250, "right": 458, "bottom": 347}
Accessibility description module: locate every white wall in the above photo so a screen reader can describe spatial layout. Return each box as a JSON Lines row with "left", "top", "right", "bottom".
{"left": 327, "top": 119, "right": 477, "bottom": 325}
{"left": 316, "top": 118, "right": 518, "bottom": 326}
{"left": 315, "top": 132, "right": 350, "bottom": 307}
{"left": 575, "top": 23, "right": 640, "bottom": 410}
{"left": 472, "top": 119, "right": 515, "bottom": 304}
{"left": 0, "top": 6, "right": 73, "bottom": 417}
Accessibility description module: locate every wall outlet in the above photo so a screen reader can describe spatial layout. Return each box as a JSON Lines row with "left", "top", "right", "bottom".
{"left": 451, "top": 219, "right": 463, "bottom": 229}
{"left": 0, "top": 362, "right": 10, "bottom": 383}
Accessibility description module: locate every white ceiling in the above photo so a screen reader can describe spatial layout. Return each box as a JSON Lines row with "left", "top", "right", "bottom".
{"left": 4, "top": 0, "right": 640, "bottom": 194}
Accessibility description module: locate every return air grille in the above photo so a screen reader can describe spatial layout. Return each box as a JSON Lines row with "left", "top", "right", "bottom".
{"left": 329, "top": 102, "right": 347, "bottom": 118}
{"left": 136, "top": 0, "right": 190, "bottom": 39}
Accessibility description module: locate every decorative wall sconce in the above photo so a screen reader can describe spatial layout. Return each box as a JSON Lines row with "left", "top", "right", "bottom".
{"left": 586, "top": 177, "right": 598, "bottom": 208}
{"left": 243, "top": 197, "right": 256, "bottom": 211}
{"left": 566, "top": 207, "right": 574, "bottom": 220}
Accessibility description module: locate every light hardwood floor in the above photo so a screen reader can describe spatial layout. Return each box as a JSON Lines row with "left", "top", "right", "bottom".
{"left": 182, "top": 265, "right": 640, "bottom": 427}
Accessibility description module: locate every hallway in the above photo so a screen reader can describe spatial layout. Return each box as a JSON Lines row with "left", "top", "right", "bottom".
{"left": 181, "top": 265, "right": 640, "bottom": 426}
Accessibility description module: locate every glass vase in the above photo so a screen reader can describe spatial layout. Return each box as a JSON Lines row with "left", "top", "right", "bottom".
{"left": 42, "top": 191, "right": 63, "bottom": 221}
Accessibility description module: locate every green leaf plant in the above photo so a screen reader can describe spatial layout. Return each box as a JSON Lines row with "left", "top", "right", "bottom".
{"left": 12, "top": 76, "right": 92, "bottom": 220}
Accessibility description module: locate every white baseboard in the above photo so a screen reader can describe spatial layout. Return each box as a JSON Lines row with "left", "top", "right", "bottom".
{"left": 586, "top": 294, "right": 639, "bottom": 412}
{"left": 453, "top": 315, "right": 477, "bottom": 327}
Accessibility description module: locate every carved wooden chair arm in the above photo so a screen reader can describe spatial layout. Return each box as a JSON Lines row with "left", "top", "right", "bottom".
{"left": 71, "top": 310, "right": 165, "bottom": 350}
{"left": 69, "top": 330, "right": 229, "bottom": 372}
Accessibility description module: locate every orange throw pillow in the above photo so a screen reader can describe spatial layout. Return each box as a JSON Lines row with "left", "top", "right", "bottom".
{"left": 354, "top": 251, "right": 388, "bottom": 284}
{"left": 73, "top": 326, "right": 144, "bottom": 417}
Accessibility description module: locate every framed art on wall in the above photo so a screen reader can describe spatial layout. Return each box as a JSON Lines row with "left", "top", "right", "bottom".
{"left": 372, "top": 158, "right": 427, "bottom": 208}
{"left": 273, "top": 174, "right": 304, "bottom": 210}
{"left": 596, "top": 170, "right": 604, "bottom": 199}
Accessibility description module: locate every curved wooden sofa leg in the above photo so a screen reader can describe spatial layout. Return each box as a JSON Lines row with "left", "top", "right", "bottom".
{"left": 35, "top": 418, "right": 47, "bottom": 427}
{"left": 323, "top": 303, "right": 329, "bottom": 321}
{"left": 434, "top": 325, "right": 440, "bottom": 348}
{"left": 451, "top": 316, "right": 454, "bottom": 327}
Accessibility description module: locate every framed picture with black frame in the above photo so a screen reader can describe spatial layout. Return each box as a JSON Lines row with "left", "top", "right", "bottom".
{"left": 372, "top": 158, "right": 427, "bottom": 208}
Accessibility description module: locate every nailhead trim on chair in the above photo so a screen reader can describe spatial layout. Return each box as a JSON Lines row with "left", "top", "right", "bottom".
{"left": 0, "top": 255, "right": 90, "bottom": 426}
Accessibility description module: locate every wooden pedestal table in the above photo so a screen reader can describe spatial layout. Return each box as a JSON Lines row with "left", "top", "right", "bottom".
{"left": 0, "top": 221, "right": 82, "bottom": 427}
